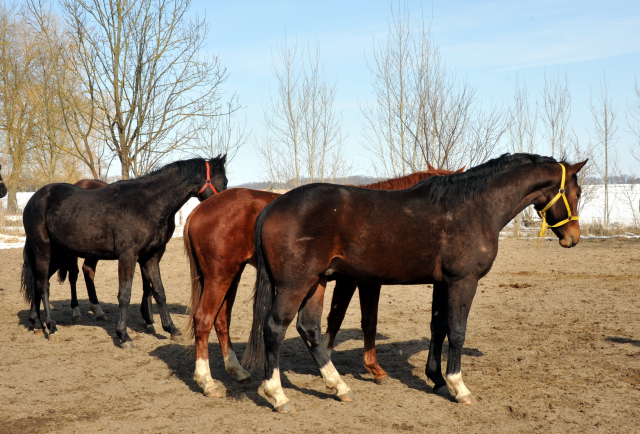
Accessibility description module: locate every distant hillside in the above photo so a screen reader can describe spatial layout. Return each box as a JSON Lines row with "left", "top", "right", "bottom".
{"left": 231, "top": 175, "right": 382, "bottom": 190}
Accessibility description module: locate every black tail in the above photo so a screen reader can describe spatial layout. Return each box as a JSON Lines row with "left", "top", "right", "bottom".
{"left": 21, "top": 238, "right": 37, "bottom": 304}
{"left": 241, "top": 207, "right": 275, "bottom": 371}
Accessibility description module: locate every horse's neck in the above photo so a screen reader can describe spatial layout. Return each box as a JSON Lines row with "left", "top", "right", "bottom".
{"left": 482, "top": 166, "right": 552, "bottom": 232}
{"left": 138, "top": 169, "right": 199, "bottom": 218}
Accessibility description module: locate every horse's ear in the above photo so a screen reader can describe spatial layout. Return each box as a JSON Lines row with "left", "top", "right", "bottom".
{"left": 220, "top": 154, "right": 227, "bottom": 165}
{"left": 427, "top": 162, "right": 436, "bottom": 171}
{"left": 568, "top": 159, "right": 588, "bottom": 174}
{"left": 454, "top": 166, "right": 465, "bottom": 173}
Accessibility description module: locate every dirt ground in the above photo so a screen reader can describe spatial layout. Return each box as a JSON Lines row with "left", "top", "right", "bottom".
{"left": 0, "top": 236, "right": 639, "bottom": 433}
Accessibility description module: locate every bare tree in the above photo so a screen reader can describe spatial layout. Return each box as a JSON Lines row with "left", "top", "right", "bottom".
{"left": 589, "top": 74, "right": 619, "bottom": 227}
{"left": 567, "top": 131, "right": 597, "bottom": 215}
{"left": 541, "top": 72, "right": 571, "bottom": 159}
{"left": 361, "top": 1, "right": 506, "bottom": 177}
{"left": 508, "top": 76, "right": 538, "bottom": 234}
{"left": 0, "top": 3, "right": 39, "bottom": 211}
{"left": 257, "top": 40, "right": 348, "bottom": 189}
{"left": 61, "top": 0, "right": 234, "bottom": 179}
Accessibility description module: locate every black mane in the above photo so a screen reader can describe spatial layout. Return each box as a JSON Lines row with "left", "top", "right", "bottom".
{"left": 414, "top": 153, "right": 562, "bottom": 205}
{"left": 118, "top": 156, "right": 225, "bottom": 183}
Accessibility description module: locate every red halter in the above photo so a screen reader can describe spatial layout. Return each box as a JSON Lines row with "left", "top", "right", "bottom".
{"left": 197, "top": 161, "right": 219, "bottom": 200}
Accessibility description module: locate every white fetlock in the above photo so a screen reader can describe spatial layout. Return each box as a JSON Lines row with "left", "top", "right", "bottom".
{"left": 445, "top": 372, "right": 471, "bottom": 401}
{"left": 71, "top": 306, "right": 82, "bottom": 321}
{"left": 90, "top": 303, "right": 106, "bottom": 317}
{"left": 224, "top": 349, "right": 251, "bottom": 382}
{"left": 194, "top": 359, "right": 220, "bottom": 396}
{"left": 264, "top": 369, "right": 290, "bottom": 408}
{"left": 320, "top": 361, "right": 352, "bottom": 397}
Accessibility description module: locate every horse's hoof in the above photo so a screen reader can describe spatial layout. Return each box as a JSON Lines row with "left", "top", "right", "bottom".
{"left": 145, "top": 324, "right": 156, "bottom": 334}
{"left": 456, "top": 394, "right": 478, "bottom": 405}
{"left": 48, "top": 332, "right": 60, "bottom": 342}
{"left": 337, "top": 390, "right": 356, "bottom": 402}
{"left": 73, "top": 316, "right": 82, "bottom": 323}
{"left": 34, "top": 329, "right": 44, "bottom": 336}
{"left": 120, "top": 341, "right": 135, "bottom": 349}
{"left": 274, "top": 402, "right": 295, "bottom": 414}
{"left": 204, "top": 387, "right": 222, "bottom": 398}
{"left": 374, "top": 375, "right": 390, "bottom": 385}
{"left": 171, "top": 333, "right": 186, "bottom": 344}
{"left": 239, "top": 377, "right": 252, "bottom": 384}
{"left": 96, "top": 315, "right": 108, "bottom": 322}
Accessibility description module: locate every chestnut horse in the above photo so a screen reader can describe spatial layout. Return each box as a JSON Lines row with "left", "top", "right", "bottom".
{"left": 244, "top": 153, "right": 587, "bottom": 413}
{"left": 184, "top": 167, "right": 461, "bottom": 397}
{"left": 21, "top": 157, "right": 227, "bottom": 347}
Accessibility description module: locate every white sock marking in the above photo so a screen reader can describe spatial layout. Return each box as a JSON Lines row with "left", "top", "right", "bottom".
{"left": 194, "top": 359, "right": 218, "bottom": 395}
{"left": 264, "top": 368, "right": 289, "bottom": 407}
{"left": 89, "top": 303, "right": 106, "bottom": 317}
{"left": 224, "top": 349, "right": 251, "bottom": 382}
{"left": 446, "top": 372, "right": 471, "bottom": 399}
{"left": 320, "top": 361, "right": 351, "bottom": 396}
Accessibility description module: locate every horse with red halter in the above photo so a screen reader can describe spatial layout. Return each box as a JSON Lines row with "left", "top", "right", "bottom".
{"left": 0, "top": 164, "right": 7, "bottom": 199}
{"left": 184, "top": 167, "right": 461, "bottom": 397}
{"left": 243, "top": 153, "right": 587, "bottom": 413}
{"left": 21, "top": 157, "right": 227, "bottom": 347}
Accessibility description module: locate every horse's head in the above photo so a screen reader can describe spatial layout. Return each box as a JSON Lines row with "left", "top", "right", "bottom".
{"left": 0, "top": 164, "right": 7, "bottom": 199}
{"left": 197, "top": 154, "right": 228, "bottom": 201}
{"left": 534, "top": 160, "right": 588, "bottom": 248}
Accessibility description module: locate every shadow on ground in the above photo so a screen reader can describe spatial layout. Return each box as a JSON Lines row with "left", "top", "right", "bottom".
{"left": 149, "top": 327, "right": 484, "bottom": 409}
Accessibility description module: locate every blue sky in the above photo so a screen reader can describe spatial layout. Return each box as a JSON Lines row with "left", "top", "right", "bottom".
{"left": 193, "top": 0, "right": 640, "bottom": 184}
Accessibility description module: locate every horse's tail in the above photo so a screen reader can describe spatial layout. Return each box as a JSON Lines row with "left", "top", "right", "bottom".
{"left": 241, "top": 208, "right": 274, "bottom": 371}
{"left": 57, "top": 262, "right": 68, "bottom": 284}
{"left": 21, "top": 237, "right": 37, "bottom": 304}
{"left": 183, "top": 212, "right": 202, "bottom": 344}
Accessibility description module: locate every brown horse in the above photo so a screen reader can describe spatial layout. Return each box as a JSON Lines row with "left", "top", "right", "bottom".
{"left": 184, "top": 168, "right": 461, "bottom": 397}
{"left": 244, "top": 153, "right": 587, "bottom": 413}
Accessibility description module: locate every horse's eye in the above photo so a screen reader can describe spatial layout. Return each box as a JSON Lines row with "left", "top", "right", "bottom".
{"left": 577, "top": 193, "right": 581, "bottom": 199}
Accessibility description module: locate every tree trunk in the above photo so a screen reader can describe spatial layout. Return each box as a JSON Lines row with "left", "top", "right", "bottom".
{"left": 7, "top": 186, "right": 19, "bottom": 213}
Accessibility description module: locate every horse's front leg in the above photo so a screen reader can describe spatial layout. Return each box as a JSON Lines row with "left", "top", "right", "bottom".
{"left": 116, "top": 255, "right": 137, "bottom": 348}
{"left": 444, "top": 277, "right": 478, "bottom": 404}
{"left": 139, "top": 256, "right": 182, "bottom": 342}
{"left": 68, "top": 256, "right": 82, "bottom": 322}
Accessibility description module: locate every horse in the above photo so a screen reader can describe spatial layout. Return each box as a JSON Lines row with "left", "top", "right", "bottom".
{"left": 0, "top": 164, "right": 7, "bottom": 199}
{"left": 66, "top": 178, "right": 186, "bottom": 331}
{"left": 21, "top": 156, "right": 227, "bottom": 348}
{"left": 184, "top": 167, "right": 462, "bottom": 397}
{"left": 243, "top": 153, "right": 587, "bottom": 413}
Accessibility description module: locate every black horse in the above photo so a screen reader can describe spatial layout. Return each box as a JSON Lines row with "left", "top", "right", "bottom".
{"left": 0, "top": 164, "right": 7, "bottom": 198}
{"left": 21, "top": 156, "right": 227, "bottom": 347}
{"left": 243, "top": 153, "right": 586, "bottom": 412}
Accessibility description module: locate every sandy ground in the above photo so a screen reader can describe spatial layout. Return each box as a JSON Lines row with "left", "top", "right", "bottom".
{"left": 0, "top": 237, "right": 639, "bottom": 433}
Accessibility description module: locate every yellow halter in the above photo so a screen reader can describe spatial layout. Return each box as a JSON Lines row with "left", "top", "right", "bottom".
{"left": 538, "top": 163, "right": 579, "bottom": 237}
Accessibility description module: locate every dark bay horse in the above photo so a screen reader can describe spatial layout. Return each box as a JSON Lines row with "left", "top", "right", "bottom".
{"left": 21, "top": 157, "right": 227, "bottom": 347}
{"left": 0, "top": 164, "right": 7, "bottom": 198}
{"left": 244, "top": 153, "right": 587, "bottom": 412}
{"left": 184, "top": 168, "right": 461, "bottom": 397}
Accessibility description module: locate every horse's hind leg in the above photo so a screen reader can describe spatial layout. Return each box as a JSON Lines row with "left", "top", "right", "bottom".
{"left": 68, "top": 257, "right": 82, "bottom": 322}
{"left": 39, "top": 253, "right": 60, "bottom": 342}
{"left": 296, "top": 277, "right": 355, "bottom": 403}
{"left": 28, "top": 291, "right": 45, "bottom": 335}
{"left": 83, "top": 259, "right": 107, "bottom": 321}
{"left": 324, "top": 274, "right": 357, "bottom": 357}
{"left": 356, "top": 281, "right": 388, "bottom": 384}
{"left": 213, "top": 264, "right": 250, "bottom": 383}
{"left": 139, "top": 255, "right": 182, "bottom": 341}
{"left": 140, "top": 276, "right": 156, "bottom": 334}
{"left": 426, "top": 282, "right": 449, "bottom": 396}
